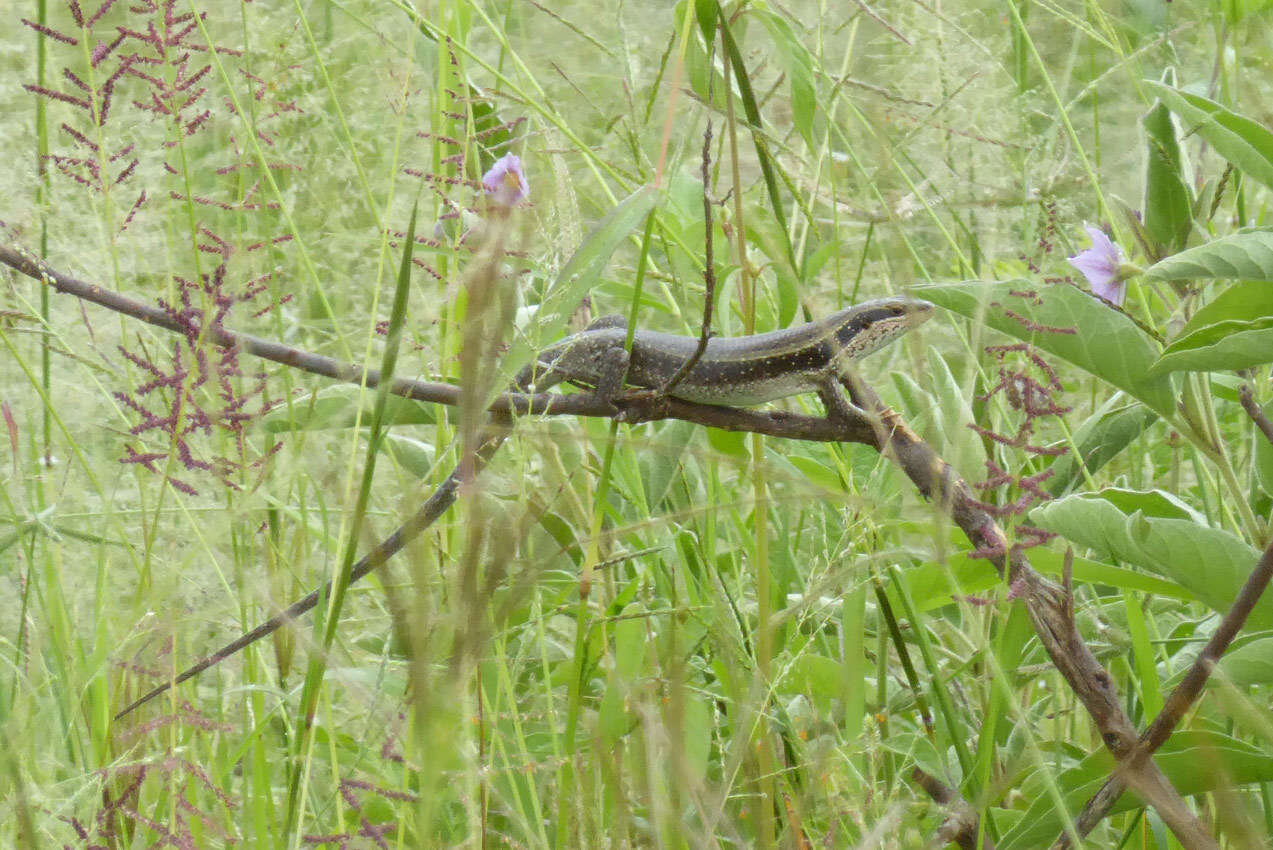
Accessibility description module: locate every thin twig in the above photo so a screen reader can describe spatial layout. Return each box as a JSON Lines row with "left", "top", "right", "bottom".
{"left": 659, "top": 119, "right": 717, "bottom": 397}
{"left": 1239, "top": 384, "right": 1273, "bottom": 446}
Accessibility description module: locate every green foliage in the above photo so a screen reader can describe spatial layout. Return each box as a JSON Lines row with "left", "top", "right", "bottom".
{"left": 918, "top": 279, "right": 1176, "bottom": 415}
{"left": 5, "top": 0, "right": 1273, "bottom": 848}
{"left": 1151, "top": 315, "right": 1273, "bottom": 375}
{"left": 1142, "top": 82, "right": 1193, "bottom": 258}
{"left": 1031, "top": 489, "right": 1271, "bottom": 627}
{"left": 1000, "top": 731, "right": 1273, "bottom": 849}
{"left": 1146, "top": 229, "right": 1273, "bottom": 282}
{"left": 1146, "top": 81, "right": 1273, "bottom": 191}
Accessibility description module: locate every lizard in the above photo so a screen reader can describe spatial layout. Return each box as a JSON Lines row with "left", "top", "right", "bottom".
{"left": 114, "top": 296, "right": 933, "bottom": 718}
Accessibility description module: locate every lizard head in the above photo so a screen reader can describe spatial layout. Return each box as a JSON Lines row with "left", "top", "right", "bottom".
{"left": 832, "top": 297, "right": 935, "bottom": 359}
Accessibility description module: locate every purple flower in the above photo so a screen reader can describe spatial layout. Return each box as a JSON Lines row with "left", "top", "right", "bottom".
{"left": 1068, "top": 225, "right": 1127, "bottom": 306}
{"left": 481, "top": 153, "right": 529, "bottom": 208}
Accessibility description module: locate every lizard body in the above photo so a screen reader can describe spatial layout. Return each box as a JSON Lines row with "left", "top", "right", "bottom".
{"left": 115, "top": 296, "right": 932, "bottom": 718}
{"left": 518, "top": 297, "right": 932, "bottom": 405}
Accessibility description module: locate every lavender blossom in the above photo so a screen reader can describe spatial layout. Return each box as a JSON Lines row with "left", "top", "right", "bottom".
{"left": 481, "top": 153, "right": 529, "bottom": 208}
{"left": 1068, "top": 225, "right": 1130, "bottom": 306}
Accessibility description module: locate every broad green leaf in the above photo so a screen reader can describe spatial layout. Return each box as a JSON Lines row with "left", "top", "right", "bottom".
{"left": 640, "top": 420, "right": 696, "bottom": 508}
{"left": 755, "top": 6, "right": 816, "bottom": 148}
{"left": 1225, "top": 0, "right": 1273, "bottom": 20}
{"left": 1150, "top": 316, "right": 1273, "bottom": 375}
{"left": 1000, "top": 731, "right": 1273, "bottom": 849}
{"left": 1180, "top": 280, "right": 1273, "bottom": 335}
{"left": 1218, "top": 636, "right": 1273, "bottom": 687}
{"left": 1111, "top": 194, "right": 1159, "bottom": 269}
{"left": 927, "top": 346, "right": 988, "bottom": 482}
{"left": 896, "top": 547, "right": 1193, "bottom": 614}
{"left": 1146, "top": 230, "right": 1273, "bottom": 282}
{"left": 614, "top": 604, "right": 648, "bottom": 678}
{"left": 892, "top": 363, "right": 985, "bottom": 483}
{"left": 1142, "top": 97, "right": 1192, "bottom": 256}
{"left": 787, "top": 454, "right": 843, "bottom": 493}
{"left": 1030, "top": 488, "right": 1270, "bottom": 629}
{"left": 599, "top": 681, "right": 630, "bottom": 745}
{"left": 683, "top": 696, "right": 713, "bottom": 781}
{"left": 1048, "top": 395, "right": 1159, "bottom": 496}
{"left": 917, "top": 280, "right": 1175, "bottom": 416}
{"left": 262, "top": 384, "right": 436, "bottom": 432}
{"left": 777, "top": 653, "right": 843, "bottom": 704}
{"left": 378, "top": 433, "right": 436, "bottom": 478}
{"left": 706, "top": 426, "right": 749, "bottom": 459}
{"left": 841, "top": 588, "right": 867, "bottom": 740}
{"left": 693, "top": 0, "right": 718, "bottom": 41}
{"left": 1145, "top": 81, "right": 1273, "bottom": 192}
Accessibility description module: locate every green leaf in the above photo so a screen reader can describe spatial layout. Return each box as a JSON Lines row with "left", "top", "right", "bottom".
{"left": 1000, "top": 731, "right": 1273, "bottom": 849}
{"left": 262, "top": 384, "right": 437, "bottom": 432}
{"left": 787, "top": 454, "right": 843, "bottom": 493}
{"left": 1181, "top": 280, "right": 1273, "bottom": 335}
{"left": 917, "top": 280, "right": 1176, "bottom": 416}
{"left": 1142, "top": 96, "right": 1192, "bottom": 256}
{"left": 1047, "top": 394, "right": 1159, "bottom": 496}
{"left": 778, "top": 653, "right": 843, "bottom": 704}
{"left": 640, "top": 420, "right": 696, "bottom": 508}
{"left": 378, "top": 433, "right": 436, "bottom": 478}
{"left": 1218, "top": 636, "right": 1273, "bottom": 687}
{"left": 718, "top": 12, "right": 795, "bottom": 270}
{"left": 614, "top": 604, "right": 648, "bottom": 678}
{"left": 755, "top": 7, "right": 816, "bottom": 148}
{"left": 599, "top": 682, "right": 630, "bottom": 745}
{"left": 1030, "top": 488, "right": 1270, "bottom": 629}
{"left": 1144, "top": 81, "right": 1273, "bottom": 192}
{"left": 926, "top": 347, "right": 987, "bottom": 482}
{"left": 706, "top": 426, "right": 749, "bottom": 459}
{"left": 1150, "top": 316, "right": 1273, "bottom": 375}
{"left": 1230, "top": 0, "right": 1273, "bottom": 19}
{"left": 1146, "top": 230, "right": 1273, "bottom": 282}
{"left": 682, "top": 696, "right": 713, "bottom": 781}
{"left": 896, "top": 547, "right": 1193, "bottom": 614}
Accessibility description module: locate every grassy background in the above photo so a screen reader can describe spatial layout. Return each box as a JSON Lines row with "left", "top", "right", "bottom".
{"left": 2, "top": 0, "right": 1272, "bottom": 847}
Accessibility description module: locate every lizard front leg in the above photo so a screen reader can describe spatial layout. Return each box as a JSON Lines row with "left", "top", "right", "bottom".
{"left": 818, "top": 372, "right": 870, "bottom": 424}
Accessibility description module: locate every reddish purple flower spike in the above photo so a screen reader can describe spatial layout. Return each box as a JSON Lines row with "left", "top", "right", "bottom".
{"left": 1068, "top": 225, "right": 1127, "bottom": 306}
{"left": 481, "top": 153, "right": 529, "bottom": 207}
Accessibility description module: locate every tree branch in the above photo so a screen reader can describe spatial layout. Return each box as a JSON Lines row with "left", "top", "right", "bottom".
{"left": 1239, "top": 384, "right": 1273, "bottom": 447}
{"left": 1053, "top": 536, "right": 1273, "bottom": 847}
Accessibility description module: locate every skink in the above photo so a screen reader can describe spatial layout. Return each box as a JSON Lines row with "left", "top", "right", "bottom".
{"left": 115, "top": 296, "right": 933, "bottom": 717}
{"left": 518, "top": 297, "right": 933, "bottom": 406}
